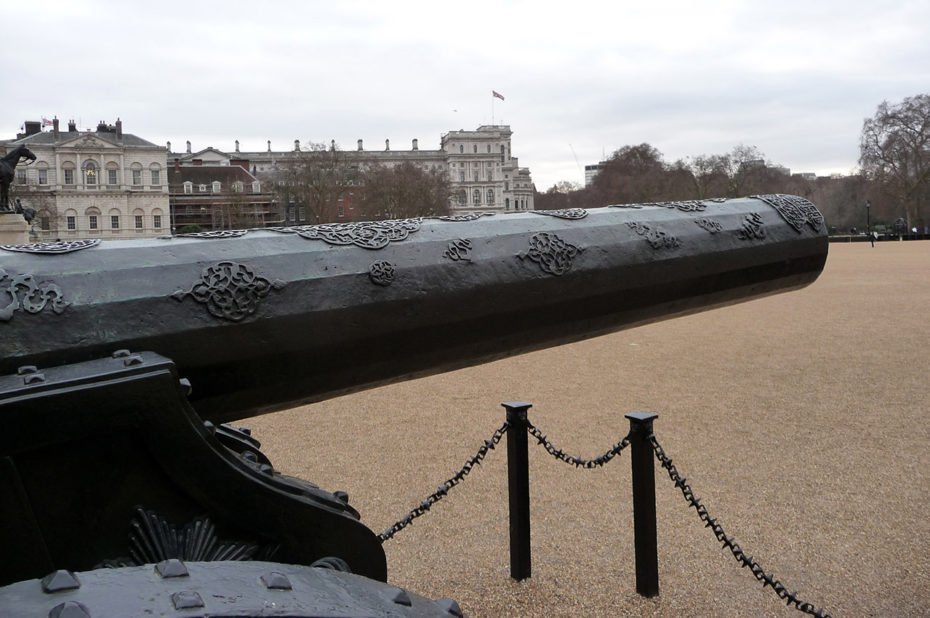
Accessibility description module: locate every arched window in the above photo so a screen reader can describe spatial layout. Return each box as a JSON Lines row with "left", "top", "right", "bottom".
{"left": 133, "top": 208, "right": 145, "bottom": 231}
{"left": 106, "top": 162, "right": 119, "bottom": 186}
{"left": 459, "top": 144, "right": 463, "bottom": 154}
{"left": 212, "top": 181, "right": 221, "bottom": 193}
{"left": 65, "top": 208, "right": 78, "bottom": 231}
{"left": 36, "top": 162, "right": 49, "bottom": 185}
{"left": 150, "top": 163, "right": 161, "bottom": 186}
{"left": 85, "top": 207, "right": 101, "bottom": 231}
{"left": 487, "top": 144, "right": 491, "bottom": 153}
{"left": 473, "top": 145, "right": 477, "bottom": 154}
{"left": 152, "top": 208, "right": 164, "bottom": 230}
{"left": 38, "top": 209, "right": 51, "bottom": 230}
{"left": 473, "top": 189, "right": 481, "bottom": 204}
{"left": 487, "top": 189, "right": 494, "bottom": 205}
{"left": 109, "top": 208, "right": 121, "bottom": 230}
{"left": 505, "top": 198, "right": 510, "bottom": 210}
{"left": 183, "top": 181, "right": 193, "bottom": 194}
{"left": 83, "top": 161, "right": 98, "bottom": 186}
{"left": 131, "top": 163, "right": 142, "bottom": 186}
{"left": 457, "top": 190, "right": 467, "bottom": 205}
{"left": 62, "top": 162, "right": 75, "bottom": 185}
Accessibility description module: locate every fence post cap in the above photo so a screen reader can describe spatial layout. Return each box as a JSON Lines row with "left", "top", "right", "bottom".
{"left": 625, "top": 411, "right": 658, "bottom": 424}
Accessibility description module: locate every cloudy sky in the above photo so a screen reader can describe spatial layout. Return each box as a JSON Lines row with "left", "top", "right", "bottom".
{"left": 4, "top": 0, "right": 928, "bottom": 189}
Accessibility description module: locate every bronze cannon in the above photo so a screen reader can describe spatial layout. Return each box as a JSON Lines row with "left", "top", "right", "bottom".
{"left": 0, "top": 195, "right": 827, "bottom": 615}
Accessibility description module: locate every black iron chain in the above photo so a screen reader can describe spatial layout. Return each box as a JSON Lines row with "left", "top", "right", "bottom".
{"left": 526, "top": 419, "right": 630, "bottom": 468}
{"left": 378, "top": 421, "right": 510, "bottom": 542}
{"left": 650, "top": 435, "right": 832, "bottom": 618}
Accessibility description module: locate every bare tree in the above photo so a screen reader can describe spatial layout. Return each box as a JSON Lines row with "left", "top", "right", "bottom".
{"left": 859, "top": 94, "right": 930, "bottom": 230}
{"left": 274, "top": 142, "right": 358, "bottom": 224}
{"left": 357, "top": 162, "right": 451, "bottom": 220}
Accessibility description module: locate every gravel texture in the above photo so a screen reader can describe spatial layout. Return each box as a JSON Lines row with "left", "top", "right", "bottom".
{"left": 244, "top": 241, "right": 930, "bottom": 617}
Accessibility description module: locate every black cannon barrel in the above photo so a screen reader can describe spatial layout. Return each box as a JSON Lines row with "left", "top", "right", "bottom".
{"left": 0, "top": 195, "right": 827, "bottom": 423}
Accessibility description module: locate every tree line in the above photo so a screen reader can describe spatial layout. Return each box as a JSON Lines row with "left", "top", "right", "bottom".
{"left": 537, "top": 94, "right": 930, "bottom": 235}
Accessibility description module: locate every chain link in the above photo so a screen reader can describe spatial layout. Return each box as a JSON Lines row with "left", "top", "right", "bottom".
{"left": 650, "top": 435, "right": 832, "bottom": 618}
{"left": 526, "top": 419, "right": 630, "bottom": 468}
{"left": 378, "top": 421, "right": 509, "bottom": 542}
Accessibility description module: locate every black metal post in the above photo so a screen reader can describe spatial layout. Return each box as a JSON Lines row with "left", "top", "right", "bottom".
{"left": 866, "top": 200, "right": 873, "bottom": 247}
{"left": 502, "top": 401, "right": 532, "bottom": 581}
{"left": 625, "top": 411, "right": 659, "bottom": 597}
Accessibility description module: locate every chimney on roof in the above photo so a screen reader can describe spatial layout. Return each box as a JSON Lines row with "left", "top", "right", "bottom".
{"left": 115, "top": 118, "right": 122, "bottom": 138}
{"left": 412, "top": 138, "right": 418, "bottom": 151}
{"left": 174, "top": 158, "right": 180, "bottom": 171}
{"left": 385, "top": 139, "right": 390, "bottom": 151}
{"left": 96, "top": 121, "right": 108, "bottom": 133}
{"left": 357, "top": 139, "right": 363, "bottom": 151}
{"left": 24, "top": 121, "right": 41, "bottom": 136}
{"left": 294, "top": 139, "right": 300, "bottom": 151}
{"left": 167, "top": 140, "right": 171, "bottom": 152}
{"left": 68, "top": 119, "right": 77, "bottom": 132}
{"left": 53, "top": 118, "right": 59, "bottom": 139}
{"left": 235, "top": 140, "right": 240, "bottom": 153}
{"left": 186, "top": 140, "right": 191, "bottom": 154}
{"left": 331, "top": 139, "right": 335, "bottom": 152}
{"left": 267, "top": 140, "right": 271, "bottom": 152}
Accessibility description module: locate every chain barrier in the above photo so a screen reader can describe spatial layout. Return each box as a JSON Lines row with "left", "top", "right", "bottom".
{"left": 526, "top": 419, "right": 630, "bottom": 468}
{"left": 650, "top": 435, "right": 832, "bottom": 618}
{"left": 378, "top": 420, "right": 510, "bottom": 542}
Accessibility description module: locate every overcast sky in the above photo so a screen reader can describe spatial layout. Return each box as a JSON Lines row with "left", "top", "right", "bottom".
{"left": 4, "top": 0, "right": 928, "bottom": 189}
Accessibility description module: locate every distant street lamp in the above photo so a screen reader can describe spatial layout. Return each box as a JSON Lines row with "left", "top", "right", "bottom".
{"left": 866, "top": 200, "right": 873, "bottom": 247}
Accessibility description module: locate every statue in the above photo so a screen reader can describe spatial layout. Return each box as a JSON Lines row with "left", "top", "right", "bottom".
{"left": 0, "top": 144, "right": 37, "bottom": 212}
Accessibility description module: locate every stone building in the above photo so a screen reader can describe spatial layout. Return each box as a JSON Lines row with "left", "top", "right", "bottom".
{"left": 1, "top": 119, "right": 169, "bottom": 240}
{"left": 166, "top": 161, "right": 277, "bottom": 231}
{"left": 169, "top": 125, "right": 535, "bottom": 223}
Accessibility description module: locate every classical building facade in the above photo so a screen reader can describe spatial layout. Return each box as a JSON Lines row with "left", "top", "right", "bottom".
{"left": 168, "top": 125, "right": 535, "bottom": 222}
{"left": 1, "top": 119, "right": 169, "bottom": 240}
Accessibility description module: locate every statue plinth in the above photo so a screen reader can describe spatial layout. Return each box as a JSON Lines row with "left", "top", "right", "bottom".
{"left": 0, "top": 213, "right": 29, "bottom": 244}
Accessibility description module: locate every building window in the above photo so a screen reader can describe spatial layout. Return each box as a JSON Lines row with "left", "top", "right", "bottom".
{"left": 108, "top": 169, "right": 118, "bottom": 185}
{"left": 252, "top": 181, "right": 261, "bottom": 193}
{"left": 472, "top": 145, "right": 477, "bottom": 153}
{"left": 337, "top": 205, "right": 345, "bottom": 218}
{"left": 184, "top": 182, "right": 192, "bottom": 194}
{"left": 459, "top": 145, "right": 463, "bottom": 154}
{"left": 153, "top": 214, "right": 162, "bottom": 229}
{"left": 111, "top": 215, "right": 119, "bottom": 229}
{"left": 298, "top": 206, "right": 306, "bottom": 220}
{"left": 84, "top": 163, "right": 97, "bottom": 185}
{"left": 505, "top": 181, "right": 509, "bottom": 190}
{"left": 38, "top": 168, "right": 48, "bottom": 185}
{"left": 132, "top": 169, "right": 141, "bottom": 185}
{"left": 66, "top": 216, "right": 76, "bottom": 230}
{"left": 199, "top": 184, "right": 207, "bottom": 192}
{"left": 151, "top": 170, "right": 160, "bottom": 185}
{"left": 89, "top": 215, "right": 98, "bottom": 230}
{"left": 459, "top": 171, "right": 465, "bottom": 182}
{"left": 473, "top": 189, "right": 481, "bottom": 204}
{"left": 487, "top": 170, "right": 492, "bottom": 181}
{"left": 40, "top": 215, "right": 50, "bottom": 230}
{"left": 505, "top": 198, "right": 510, "bottom": 210}
{"left": 473, "top": 172, "right": 479, "bottom": 182}
{"left": 487, "top": 189, "right": 494, "bottom": 204}
{"left": 487, "top": 144, "right": 491, "bottom": 153}
{"left": 64, "top": 169, "right": 74, "bottom": 185}
{"left": 135, "top": 215, "right": 143, "bottom": 229}
{"left": 16, "top": 170, "right": 26, "bottom": 184}
{"left": 457, "top": 190, "right": 466, "bottom": 205}
{"left": 212, "top": 181, "right": 221, "bottom": 193}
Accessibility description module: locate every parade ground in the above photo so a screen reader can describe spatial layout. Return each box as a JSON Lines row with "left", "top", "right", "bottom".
{"left": 246, "top": 240, "right": 929, "bottom": 617}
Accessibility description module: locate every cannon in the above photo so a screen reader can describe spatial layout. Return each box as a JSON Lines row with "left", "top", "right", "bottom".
{"left": 0, "top": 195, "right": 827, "bottom": 615}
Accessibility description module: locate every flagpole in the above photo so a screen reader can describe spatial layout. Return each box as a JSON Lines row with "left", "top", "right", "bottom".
{"left": 491, "top": 92, "right": 495, "bottom": 125}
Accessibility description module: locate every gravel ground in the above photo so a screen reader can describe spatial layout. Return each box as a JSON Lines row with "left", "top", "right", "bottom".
{"left": 245, "top": 241, "right": 930, "bottom": 617}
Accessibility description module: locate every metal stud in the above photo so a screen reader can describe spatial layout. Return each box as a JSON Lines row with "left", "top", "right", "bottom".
{"left": 170, "top": 591, "right": 204, "bottom": 610}
{"left": 41, "top": 570, "right": 81, "bottom": 593}
{"left": 155, "top": 558, "right": 189, "bottom": 578}
{"left": 260, "top": 571, "right": 292, "bottom": 590}
{"left": 436, "top": 598, "right": 464, "bottom": 617}
{"left": 47, "top": 601, "right": 90, "bottom": 618}
{"left": 386, "top": 587, "right": 412, "bottom": 606}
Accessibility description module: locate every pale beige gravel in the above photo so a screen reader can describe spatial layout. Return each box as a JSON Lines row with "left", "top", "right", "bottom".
{"left": 244, "top": 241, "right": 930, "bottom": 617}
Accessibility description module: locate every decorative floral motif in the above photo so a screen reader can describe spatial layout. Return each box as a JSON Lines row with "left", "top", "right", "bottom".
{"left": 530, "top": 208, "right": 588, "bottom": 220}
{"left": 294, "top": 219, "right": 422, "bottom": 249}
{"left": 752, "top": 194, "right": 824, "bottom": 233}
{"left": 0, "top": 239, "right": 100, "bottom": 254}
{"left": 443, "top": 239, "right": 473, "bottom": 262}
{"left": 368, "top": 260, "right": 396, "bottom": 286}
{"left": 737, "top": 213, "right": 766, "bottom": 240}
{"left": 0, "top": 268, "right": 68, "bottom": 321}
{"left": 645, "top": 200, "right": 708, "bottom": 212}
{"left": 172, "top": 261, "right": 285, "bottom": 322}
{"left": 517, "top": 232, "right": 581, "bottom": 276}
{"left": 694, "top": 218, "right": 723, "bottom": 234}
{"left": 431, "top": 213, "right": 495, "bottom": 222}
{"left": 626, "top": 221, "right": 681, "bottom": 250}
{"left": 607, "top": 203, "right": 644, "bottom": 209}
{"left": 178, "top": 230, "right": 249, "bottom": 239}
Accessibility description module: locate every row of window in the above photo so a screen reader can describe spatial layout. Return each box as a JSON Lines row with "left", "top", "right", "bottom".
{"left": 456, "top": 144, "right": 507, "bottom": 156}
{"left": 21, "top": 166, "right": 162, "bottom": 187}
{"left": 61, "top": 213, "right": 163, "bottom": 231}
{"left": 182, "top": 181, "right": 261, "bottom": 194}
